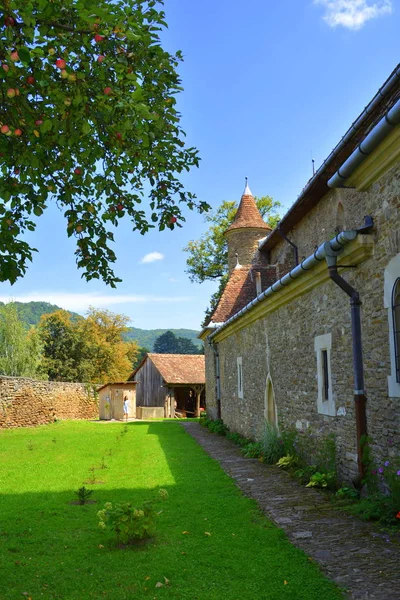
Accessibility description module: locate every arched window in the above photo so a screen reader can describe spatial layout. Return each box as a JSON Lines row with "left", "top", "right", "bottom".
{"left": 384, "top": 255, "right": 400, "bottom": 397}
{"left": 336, "top": 202, "right": 345, "bottom": 231}
{"left": 392, "top": 278, "right": 400, "bottom": 383}
{"left": 264, "top": 375, "right": 277, "bottom": 426}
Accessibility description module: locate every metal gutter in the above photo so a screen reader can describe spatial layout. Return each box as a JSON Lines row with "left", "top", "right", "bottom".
{"left": 209, "top": 230, "right": 358, "bottom": 341}
{"left": 327, "top": 97, "right": 400, "bottom": 188}
{"left": 259, "top": 63, "right": 400, "bottom": 253}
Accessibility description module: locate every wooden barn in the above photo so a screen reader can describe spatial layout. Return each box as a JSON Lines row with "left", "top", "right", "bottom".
{"left": 129, "top": 354, "right": 205, "bottom": 418}
{"left": 98, "top": 381, "right": 137, "bottom": 420}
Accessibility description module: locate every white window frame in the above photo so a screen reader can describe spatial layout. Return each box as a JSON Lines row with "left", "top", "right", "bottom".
{"left": 237, "top": 357, "right": 243, "bottom": 399}
{"left": 384, "top": 253, "right": 400, "bottom": 397}
{"left": 314, "top": 333, "right": 335, "bottom": 416}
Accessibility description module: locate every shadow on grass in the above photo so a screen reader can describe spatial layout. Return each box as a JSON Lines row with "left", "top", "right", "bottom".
{"left": 0, "top": 421, "right": 343, "bottom": 600}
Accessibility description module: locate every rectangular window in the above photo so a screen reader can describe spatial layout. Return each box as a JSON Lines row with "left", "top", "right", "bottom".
{"left": 237, "top": 357, "right": 243, "bottom": 399}
{"left": 322, "top": 349, "right": 329, "bottom": 401}
{"left": 314, "top": 334, "right": 335, "bottom": 416}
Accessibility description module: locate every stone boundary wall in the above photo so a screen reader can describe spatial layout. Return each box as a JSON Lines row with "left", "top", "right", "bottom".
{"left": 0, "top": 376, "right": 98, "bottom": 428}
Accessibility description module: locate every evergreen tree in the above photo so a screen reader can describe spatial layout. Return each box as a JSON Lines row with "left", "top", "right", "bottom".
{"left": 153, "top": 330, "right": 202, "bottom": 354}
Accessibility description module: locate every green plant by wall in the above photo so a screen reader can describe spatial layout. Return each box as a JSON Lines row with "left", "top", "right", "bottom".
{"left": 200, "top": 417, "right": 229, "bottom": 436}
{"left": 97, "top": 489, "right": 169, "bottom": 545}
{"left": 276, "top": 455, "right": 298, "bottom": 470}
{"left": 306, "top": 472, "right": 336, "bottom": 490}
{"left": 242, "top": 442, "right": 264, "bottom": 458}
{"left": 259, "top": 421, "right": 285, "bottom": 464}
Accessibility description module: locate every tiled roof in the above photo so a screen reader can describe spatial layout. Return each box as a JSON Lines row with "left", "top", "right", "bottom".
{"left": 226, "top": 192, "right": 272, "bottom": 233}
{"left": 210, "top": 265, "right": 277, "bottom": 323}
{"left": 148, "top": 354, "right": 205, "bottom": 385}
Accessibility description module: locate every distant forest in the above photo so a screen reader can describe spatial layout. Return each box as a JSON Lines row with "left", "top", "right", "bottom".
{"left": 1, "top": 301, "right": 202, "bottom": 351}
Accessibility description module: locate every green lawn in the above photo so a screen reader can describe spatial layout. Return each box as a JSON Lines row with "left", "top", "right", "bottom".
{"left": 0, "top": 421, "right": 343, "bottom": 599}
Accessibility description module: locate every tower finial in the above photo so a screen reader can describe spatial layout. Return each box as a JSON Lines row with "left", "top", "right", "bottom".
{"left": 243, "top": 177, "right": 252, "bottom": 196}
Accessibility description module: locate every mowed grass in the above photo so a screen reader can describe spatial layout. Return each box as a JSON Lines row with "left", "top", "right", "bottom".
{"left": 0, "top": 421, "right": 342, "bottom": 600}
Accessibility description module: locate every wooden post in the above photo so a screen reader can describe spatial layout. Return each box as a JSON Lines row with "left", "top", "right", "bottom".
{"left": 170, "top": 389, "right": 175, "bottom": 418}
{"left": 195, "top": 390, "right": 201, "bottom": 417}
{"left": 194, "top": 385, "right": 204, "bottom": 417}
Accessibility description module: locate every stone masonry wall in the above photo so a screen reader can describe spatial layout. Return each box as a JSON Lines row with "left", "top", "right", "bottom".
{"left": 0, "top": 376, "right": 98, "bottom": 428}
{"left": 205, "top": 161, "right": 400, "bottom": 483}
{"left": 226, "top": 228, "right": 269, "bottom": 274}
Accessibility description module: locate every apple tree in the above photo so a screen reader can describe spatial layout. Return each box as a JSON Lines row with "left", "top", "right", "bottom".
{"left": 0, "top": 0, "right": 206, "bottom": 286}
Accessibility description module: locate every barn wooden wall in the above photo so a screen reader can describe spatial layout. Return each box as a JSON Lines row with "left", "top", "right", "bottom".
{"left": 134, "top": 358, "right": 166, "bottom": 407}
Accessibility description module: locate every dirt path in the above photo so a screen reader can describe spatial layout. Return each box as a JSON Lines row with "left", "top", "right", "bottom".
{"left": 182, "top": 422, "right": 400, "bottom": 600}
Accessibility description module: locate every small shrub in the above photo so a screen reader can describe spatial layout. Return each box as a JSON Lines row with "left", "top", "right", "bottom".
{"left": 75, "top": 486, "right": 93, "bottom": 505}
{"left": 226, "top": 431, "right": 249, "bottom": 447}
{"left": 99, "top": 457, "right": 108, "bottom": 470}
{"left": 336, "top": 487, "right": 359, "bottom": 501}
{"left": 306, "top": 471, "right": 336, "bottom": 490}
{"left": 276, "top": 455, "right": 298, "bottom": 470}
{"left": 207, "top": 418, "right": 229, "bottom": 436}
{"left": 242, "top": 442, "right": 263, "bottom": 458}
{"left": 260, "top": 421, "right": 285, "bottom": 464}
{"left": 86, "top": 466, "right": 97, "bottom": 485}
{"left": 97, "top": 489, "right": 169, "bottom": 545}
{"left": 27, "top": 440, "right": 35, "bottom": 451}
{"left": 294, "top": 465, "right": 317, "bottom": 485}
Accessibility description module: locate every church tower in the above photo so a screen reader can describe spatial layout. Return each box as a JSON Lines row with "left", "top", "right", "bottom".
{"left": 225, "top": 181, "right": 271, "bottom": 273}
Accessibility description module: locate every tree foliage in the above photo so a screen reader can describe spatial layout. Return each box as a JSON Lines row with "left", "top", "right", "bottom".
{"left": 0, "top": 0, "right": 207, "bottom": 286}
{"left": 0, "top": 302, "right": 44, "bottom": 376}
{"left": 184, "top": 196, "right": 281, "bottom": 284}
{"left": 153, "top": 330, "right": 202, "bottom": 354}
{"left": 38, "top": 307, "right": 138, "bottom": 382}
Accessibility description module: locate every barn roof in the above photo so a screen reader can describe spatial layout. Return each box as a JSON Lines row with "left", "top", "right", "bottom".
{"left": 131, "top": 353, "right": 205, "bottom": 385}
{"left": 97, "top": 381, "right": 137, "bottom": 392}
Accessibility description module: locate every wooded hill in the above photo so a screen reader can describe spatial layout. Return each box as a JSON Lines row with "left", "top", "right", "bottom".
{"left": 1, "top": 301, "right": 202, "bottom": 350}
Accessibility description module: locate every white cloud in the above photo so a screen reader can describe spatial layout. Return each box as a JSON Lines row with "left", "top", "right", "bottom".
{"left": 0, "top": 292, "right": 192, "bottom": 313}
{"left": 140, "top": 251, "right": 164, "bottom": 264}
{"left": 314, "top": 0, "right": 392, "bottom": 30}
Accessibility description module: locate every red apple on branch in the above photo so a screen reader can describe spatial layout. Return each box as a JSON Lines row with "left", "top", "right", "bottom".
{"left": 56, "top": 58, "right": 67, "bottom": 69}
{"left": 169, "top": 216, "right": 177, "bottom": 224}
{"left": 97, "top": 55, "right": 105, "bottom": 63}
{"left": 26, "top": 75, "right": 35, "bottom": 85}
{"left": 104, "top": 87, "right": 112, "bottom": 95}
{"left": 14, "top": 128, "right": 22, "bottom": 136}
{"left": 1, "top": 125, "right": 10, "bottom": 134}
{"left": 10, "top": 51, "right": 19, "bottom": 62}
{"left": 2, "top": 64, "right": 9, "bottom": 72}
{"left": 6, "top": 88, "right": 16, "bottom": 98}
{"left": 94, "top": 34, "right": 105, "bottom": 42}
{"left": 74, "top": 167, "right": 83, "bottom": 175}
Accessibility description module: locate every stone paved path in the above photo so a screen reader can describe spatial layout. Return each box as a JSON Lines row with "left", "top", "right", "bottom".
{"left": 182, "top": 422, "right": 400, "bottom": 600}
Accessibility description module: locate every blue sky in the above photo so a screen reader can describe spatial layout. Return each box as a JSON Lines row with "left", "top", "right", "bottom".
{"left": 0, "top": 0, "right": 398, "bottom": 330}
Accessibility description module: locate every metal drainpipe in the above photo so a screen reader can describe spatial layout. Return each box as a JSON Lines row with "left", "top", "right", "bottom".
{"left": 209, "top": 340, "right": 221, "bottom": 419}
{"left": 277, "top": 222, "right": 299, "bottom": 265}
{"left": 324, "top": 242, "right": 367, "bottom": 481}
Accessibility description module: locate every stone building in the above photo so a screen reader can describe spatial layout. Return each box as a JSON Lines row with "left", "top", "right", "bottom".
{"left": 200, "top": 64, "right": 400, "bottom": 483}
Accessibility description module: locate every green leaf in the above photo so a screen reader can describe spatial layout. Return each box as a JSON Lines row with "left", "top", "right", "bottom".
{"left": 19, "top": 47, "right": 31, "bottom": 64}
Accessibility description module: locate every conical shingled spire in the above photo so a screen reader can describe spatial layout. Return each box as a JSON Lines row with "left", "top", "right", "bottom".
{"left": 226, "top": 180, "right": 271, "bottom": 233}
